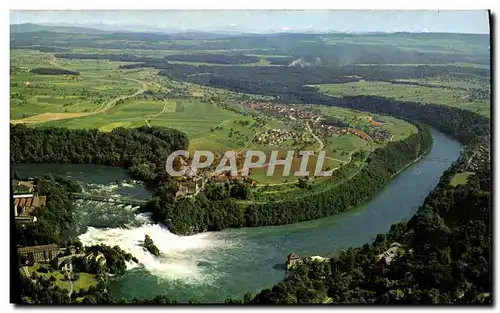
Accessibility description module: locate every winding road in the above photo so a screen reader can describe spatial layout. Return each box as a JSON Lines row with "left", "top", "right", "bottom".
{"left": 305, "top": 122, "right": 324, "bottom": 152}
{"left": 145, "top": 99, "right": 171, "bottom": 127}
{"left": 68, "top": 279, "right": 74, "bottom": 303}
{"left": 93, "top": 78, "right": 148, "bottom": 114}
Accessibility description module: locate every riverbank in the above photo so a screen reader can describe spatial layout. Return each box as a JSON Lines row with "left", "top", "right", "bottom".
{"left": 18, "top": 127, "right": 453, "bottom": 303}
{"left": 145, "top": 123, "right": 432, "bottom": 235}
{"left": 13, "top": 127, "right": 461, "bottom": 303}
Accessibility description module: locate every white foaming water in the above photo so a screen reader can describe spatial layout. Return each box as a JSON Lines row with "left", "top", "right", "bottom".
{"left": 82, "top": 182, "right": 120, "bottom": 194}
{"left": 78, "top": 216, "right": 229, "bottom": 285}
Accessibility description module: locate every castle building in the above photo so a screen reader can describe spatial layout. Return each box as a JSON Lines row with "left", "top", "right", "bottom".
{"left": 18, "top": 244, "right": 59, "bottom": 263}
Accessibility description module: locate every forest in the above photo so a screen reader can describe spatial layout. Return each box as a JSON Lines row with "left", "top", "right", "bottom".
{"left": 164, "top": 53, "right": 261, "bottom": 64}
{"left": 154, "top": 62, "right": 488, "bottom": 94}
{"left": 16, "top": 45, "right": 71, "bottom": 53}
{"left": 30, "top": 68, "right": 79, "bottom": 75}
{"left": 53, "top": 53, "right": 163, "bottom": 64}
{"left": 10, "top": 125, "right": 188, "bottom": 188}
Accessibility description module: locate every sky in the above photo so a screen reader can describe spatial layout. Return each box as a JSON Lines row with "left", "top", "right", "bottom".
{"left": 10, "top": 10, "right": 490, "bottom": 34}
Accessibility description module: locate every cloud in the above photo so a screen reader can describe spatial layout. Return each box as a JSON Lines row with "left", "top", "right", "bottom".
{"left": 281, "top": 26, "right": 292, "bottom": 31}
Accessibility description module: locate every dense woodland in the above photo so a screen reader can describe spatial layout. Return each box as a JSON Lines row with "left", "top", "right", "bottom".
{"left": 154, "top": 63, "right": 488, "bottom": 98}
{"left": 10, "top": 125, "right": 188, "bottom": 187}
{"left": 165, "top": 53, "right": 261, "bottom": 64}
{"left": 47, "top": 52, "right": 488, "bottom": 93}
{"left": 53, "top": 53, "right": 162, "bottom": 64}
{"left": 30, "top": 68, "right": 79, "bottom": 75}
{"left": 16, "top": 45, "right": 71, "bottom": 53}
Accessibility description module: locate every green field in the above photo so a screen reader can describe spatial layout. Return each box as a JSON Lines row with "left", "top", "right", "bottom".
{"left": 314, "top": 80, "right": 490, "bottom": 117}
{"left": 23, "top": 263, "right": 98, "bottom": 293}
{"left": 324, "top": 134, "right": 370, "bottom": 162}
{"left": 10, "top": 50, "right": 155, "bottom": 120}
{"left": 394, "top": 76, "right": 490, "bottom": 90}
{"left": 188, "top": 117, "right": 256, "bottom": 153}
{"left": 317, "top": 105, "right": 418, "bottom": 142}
{"left": 450, "top": 172, "right": 475, "bottom": 187}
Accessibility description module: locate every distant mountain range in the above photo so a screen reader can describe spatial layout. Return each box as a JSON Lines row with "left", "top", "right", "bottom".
{"left": 10, "top": 23, "right": 247, "bottom": 36}
{"left": 11, "top": 22, "right": 460, "bottom": 36}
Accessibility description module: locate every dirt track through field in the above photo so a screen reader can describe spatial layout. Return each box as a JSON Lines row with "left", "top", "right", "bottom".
{"left": 93, "top": 78, "right": 148, "bottom": 114}
{"left": 11, "top": 77, "right": 148, "bottom": 125}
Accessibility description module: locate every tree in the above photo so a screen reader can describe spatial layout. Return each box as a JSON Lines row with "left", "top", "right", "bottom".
{"left": 72, "top": 239, "right": 83, "bottom": 253}
{"left": 230, "top": 181, "right": 249, "bottom": 199}
{"left": 143, "top": 235, "right": 161, "bottom": 256}
{"left": 297, "top": 178, "right": 309, "bottom": 189}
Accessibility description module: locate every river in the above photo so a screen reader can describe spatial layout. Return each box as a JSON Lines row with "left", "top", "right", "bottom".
{"left": 12, "top": 128, "right": 462, "bottom": 303}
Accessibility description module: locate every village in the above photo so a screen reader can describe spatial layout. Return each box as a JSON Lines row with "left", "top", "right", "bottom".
{"left": 239, "top": 100, "right": 393, "bottom": 144}
{"left": 253, "top": 128, "right": 301, "bottom": 146}
{"left": 170, "top": 100, "right": 400, "bottom": 199}
{"left": 462, "top": 143, "right": 491, "bottom": 172}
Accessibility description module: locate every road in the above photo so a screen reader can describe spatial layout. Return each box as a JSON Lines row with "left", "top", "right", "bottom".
{"left": 145, "top": 99, "right": 171, "bottom": 127}
{"left": 68, "top": 279, "right": 74, "bottom": 303}
{"left": 305, "top": 122, "right": 324, "bottom": 152}
{"left": 11, "top": 76, "right": 149, "bottom": 125}
{"left": 149, "top": 99, "right": 170, "bottom": 118}
{"left": 93, "top": 77, "right": 148, "bottom": 114}
{"left": 255, "top": 125, "right": 374, "bottom": 187}
{"left": 57, "top": 253, "right": 85, "bottom": 267}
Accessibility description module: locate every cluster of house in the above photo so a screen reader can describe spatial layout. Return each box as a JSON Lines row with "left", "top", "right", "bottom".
{"left": 285, "top": 252, "right": 329, "bottom": 274}
{"left": 463, "top": 144, "right": 490, "bottom": 172}
{"left": 173, "top": 153, "right": 260, "bottom": 198}
{"left": 243, "top": 101, "right": 391, "bottom": 144}
{"left": 175, "top": 176, "right": 205, "bottom": 198}
{"left": 376, "top": 242, "right": 404, "bottom": 265}
{"left": 314, "top": 125, "right": 371, "bottom": 141}
{"left": 12, "top": 180, "right": 46, "bottom": 227}
{"left": 254, "top": 129, "right": 299, "bottom": 146}
{"left": 242, "top": 101, "right": 323, "bottom": 124}
{"left": 317, "top": 124, "right": 349, "bottom": 136}
{"left": 174, "top": 160, "right": 207, "bottom": 198}
{"left": 366, "top": 127, "right": 392, "bottom": 142}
